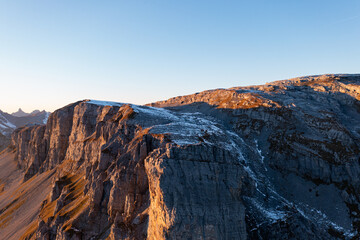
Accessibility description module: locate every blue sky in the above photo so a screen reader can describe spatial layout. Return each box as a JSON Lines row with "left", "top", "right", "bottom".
{"left": 0, "top": 1, "right": 359, "bottom": 112}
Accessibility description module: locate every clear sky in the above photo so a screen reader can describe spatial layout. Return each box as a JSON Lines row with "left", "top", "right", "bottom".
{"left": 0, "top": 0, "right": 359, "bottom": 113}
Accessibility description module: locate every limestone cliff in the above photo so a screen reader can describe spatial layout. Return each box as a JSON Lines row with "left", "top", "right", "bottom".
{"left": 1, "top": 74, "right": 360, "bottom": 239}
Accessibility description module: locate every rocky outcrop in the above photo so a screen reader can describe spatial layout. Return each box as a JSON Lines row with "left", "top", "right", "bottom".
{"left": 3, "top": 74, "right": 360, "bottom": 239}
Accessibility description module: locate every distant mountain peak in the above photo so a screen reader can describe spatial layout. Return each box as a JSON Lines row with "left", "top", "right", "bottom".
{"left": 11, "top": 108, "right": 47, "bottom": 117}
{"left": 30, "top": 109, "right": 40, "bottom": 115}
{"left": 12, "top": 108, "right": 28, "bottom": 117}
{"left": 1, "top": 108, "right": 51, "bottom": 141}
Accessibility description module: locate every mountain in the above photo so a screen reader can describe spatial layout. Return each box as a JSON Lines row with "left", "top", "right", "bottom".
{"left": 0, "top": 74, "right": 360, "bottom": 239}
{"left": 0, "top": 109, "right": 50, "bottom": 152}
{"left": 11, "top": 108, "right": 29, "bottom": 117}
{"left": 0, "top": 109, "right": 50, "bottom": 136}
{"left": 11, "top": 108, "right": 45, "bottom": 117}
{"left": 30, "top": 110, "right": 41, "bottom": 115}
{"left": 0, "top": 111, "right": 16, "bottom": 136}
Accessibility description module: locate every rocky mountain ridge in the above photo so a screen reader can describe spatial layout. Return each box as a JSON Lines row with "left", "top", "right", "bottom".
{"left": 0, "top": 109, "right": 50, "bottom": 150}
{"left": 11, "top": 108, "right": 44, "bottom": 117}
{"left": 1, "top": 74, "right": 360, "bottom": 239}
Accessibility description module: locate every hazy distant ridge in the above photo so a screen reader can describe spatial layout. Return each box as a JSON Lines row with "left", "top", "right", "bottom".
{"left": 0, "top": 108, "right": 50, "bottom": 151}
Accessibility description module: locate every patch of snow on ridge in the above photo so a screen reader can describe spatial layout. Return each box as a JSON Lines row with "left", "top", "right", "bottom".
{"left": 0, "top": 118, "right": 16, "bottom": 129}
{"left": 0, "top": 116, "right": 16, "bottom": 136}
{"left": 294, "top": 202, "right": 355, "bottom": 235}
{"left": 172, "top": 139, "right": 197, "bottom": 145}
{"left": 251, "top": 199, "right": 286, "bottom": 223}
{"left": 148, "top": 111, "right": 249, "bottom": 163}
{"left": 86, "top": 100, "right": 124, "bottom": 107}
{"left": 43, "top": 112, "right": 50, "bottom": 124}
{"left": 254, "top": 139, "right": 265, "bottom": 163}
{"left": 6, "top": 120, "right": 16, "bottom": 129}
{"left": 131, "top": 105, "right": 179, "bottom": 121}
{"left": 149, "top": 112, "right": 224, "bottom": 145}
{"left": 245, "top": 174, "right": 355, "bottom": 238}
{"left": 0, "top": 124, "right": 7, "bottom": 135}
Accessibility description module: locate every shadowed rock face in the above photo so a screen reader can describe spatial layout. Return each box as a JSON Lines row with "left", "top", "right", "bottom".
{"left": 2, "top": 74, "right": 360, "bottom": 239}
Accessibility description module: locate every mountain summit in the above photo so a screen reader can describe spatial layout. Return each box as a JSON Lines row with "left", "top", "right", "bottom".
{"left": 0, "top": 74, "right": 360, "bottom": 239}
{"left": 11, "top": 108, "right": 28, "bottom": 117}
{"left": 11, "top": 108, "right": 47, "bottom": 117}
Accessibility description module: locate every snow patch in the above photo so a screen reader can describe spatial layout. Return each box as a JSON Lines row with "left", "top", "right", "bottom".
{"left": 148, "top": 111, "right": 247, "bottom": 161}
{"left": 294, "top": 202, "right": 355, "bottom": 237}
{"left": 0, "top": 113, "right": 16, "bottom": 135}
{"left": 149, "top": 112, "right": 221, "bottom": 144}
{"left": 244, "top": 166, "right": 258, "bottom": 181}
{"left": 131, "top": 105, "right": 179, "bottom": 121}
{"left": 254, "top": 139, "right": 267, "bottom": 171}
{"left": 0, "top": 114, "right": 16, "bottom": 129}
{"left": 43, "top": 112, "right": 50, "bottom": 124}
{"left": 86, "top": 100, "right": 124, "bottom": 107}
{"left": 251, "top": 199, "right": 286, "bottom": 223}
{"left": 254, "top": 140, "right": 265, "bottom": 163}
{"left": 172, "top": 139, "right": 198, "bottom": 145}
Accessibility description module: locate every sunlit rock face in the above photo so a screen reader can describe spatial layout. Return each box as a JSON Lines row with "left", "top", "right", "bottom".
{"left": 1, "top": 74, "right": 360, "bottom": 239}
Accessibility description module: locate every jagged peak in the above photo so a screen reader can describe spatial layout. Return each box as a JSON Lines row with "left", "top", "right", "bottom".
{"left": 11, "top": 108, "right": 28, "bottom": 117}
